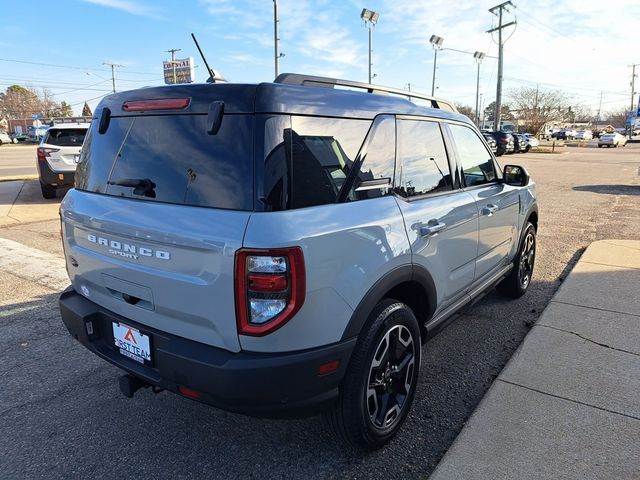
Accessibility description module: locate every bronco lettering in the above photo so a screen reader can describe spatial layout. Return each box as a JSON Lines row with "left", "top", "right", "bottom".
{"left": 87, "top": 234, "right": 170, "bottom": 260}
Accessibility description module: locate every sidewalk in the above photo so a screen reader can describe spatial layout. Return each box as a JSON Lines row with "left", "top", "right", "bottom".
{"left": 430, "top": 239, "right": 640, "bottom": 480}
{"left": 0, "top": 180, "right": 62, "bottom": 226}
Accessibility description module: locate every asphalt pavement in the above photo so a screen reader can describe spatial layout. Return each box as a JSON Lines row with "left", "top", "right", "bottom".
{"left": 0, "top": 144, "right": 38, "bottom": 180}
{"left": 0, "top": 145, "right": 639, "bottom": 479}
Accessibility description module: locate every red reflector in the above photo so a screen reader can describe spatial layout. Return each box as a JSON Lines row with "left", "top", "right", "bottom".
{"left": 318, "top": 360, "right": 340, "bottom": 376}
{"left": 248, "top": 273, "right": 288, "bottom": 292}
{"left": 122, "top": 98, "right": 190, "bottom": 112}
{"left": 177, "top": 386, "right": 202, "bottom": 400}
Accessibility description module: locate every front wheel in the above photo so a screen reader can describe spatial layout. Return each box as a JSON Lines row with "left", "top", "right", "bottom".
{"left": 324, "top": 299, "right": 421, "bottom": 450}
{"left": 497, "top": 222, "right": 536, "bottom": 298}
{"left": 40, "top": 183, "right": 56, "bottom": 199}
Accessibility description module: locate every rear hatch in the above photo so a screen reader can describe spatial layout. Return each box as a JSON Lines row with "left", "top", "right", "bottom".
{"left": 41, "top": 126, "right": 89, "bottom": 171}
{"left": 60, "top": 85, "right": 257, "bottom": 353}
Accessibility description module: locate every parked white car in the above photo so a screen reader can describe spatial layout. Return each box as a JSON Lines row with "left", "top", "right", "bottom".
{"left": 0, "top": 132, "right": 16, "bottom": 145}
{"left": 598, "top": 132, "right": 628, "bottom": 148}
{"left": 523, "top": 133, "right": 539, "bottom": 150}
{"left": 575, "top": 130, "right": 593, "bottom": 140}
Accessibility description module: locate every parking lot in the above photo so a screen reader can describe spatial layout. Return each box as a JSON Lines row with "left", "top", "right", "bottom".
{"left": 1, "top": 144, "right": 639, "bottom": 479}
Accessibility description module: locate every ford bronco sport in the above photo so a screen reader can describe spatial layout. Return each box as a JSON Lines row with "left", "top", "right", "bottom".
{"left": 59, "top": 74, "right": 538, "bottom": 450}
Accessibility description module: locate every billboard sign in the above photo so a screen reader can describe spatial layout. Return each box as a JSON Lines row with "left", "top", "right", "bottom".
{"left": 163, "top": 57, "right": 195, "bottom": 85}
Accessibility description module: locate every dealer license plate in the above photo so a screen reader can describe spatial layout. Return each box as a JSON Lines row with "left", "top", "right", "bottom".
{"left": 113, "top": 322, "right": 151, "bottom": 364}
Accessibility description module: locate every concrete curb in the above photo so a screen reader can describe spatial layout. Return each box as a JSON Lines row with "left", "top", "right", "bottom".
{"left": 429, "top": 239, "right": 640, "bottom": 480}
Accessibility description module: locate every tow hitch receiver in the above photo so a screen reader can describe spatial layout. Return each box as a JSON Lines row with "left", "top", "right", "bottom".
{"left": 119, "top": 374, "right": 147, "bottom": 398}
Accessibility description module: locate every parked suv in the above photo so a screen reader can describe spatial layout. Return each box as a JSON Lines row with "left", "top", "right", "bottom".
{"left": 37, "top": 122, "right": 90, "bottom": 198}
{"left": 59, "top": 74, "right": 538, "bottom": 450}
{"left": 487, "top": 130, "right": 515, "bottom": 156}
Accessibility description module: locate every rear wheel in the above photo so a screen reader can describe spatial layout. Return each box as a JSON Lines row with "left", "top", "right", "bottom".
{"left": 40, "top": 183, "right": 56, "bottom": 199}
{"left": 324, "top": 299, "right": 421, "bottom": 450}
{"left": 497, "top": 222, "right": 536, "bottom": 298}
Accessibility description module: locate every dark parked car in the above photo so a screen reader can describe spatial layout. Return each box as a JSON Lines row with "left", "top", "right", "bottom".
{"left": 483, "top": 133, "right": 498, "bottom": 154}
{"left": 487, "top": 131, "right": 515, "bottom": 156}
{"left": 513, "top": 134, "right": 528, "bottom": 153}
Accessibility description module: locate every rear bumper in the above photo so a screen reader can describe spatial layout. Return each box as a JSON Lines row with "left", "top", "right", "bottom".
{"left": 37, "top": 160, "right": 75, "bottom": 187}
{"left": 59, "top": 287, "right": 356, "bottom": 417}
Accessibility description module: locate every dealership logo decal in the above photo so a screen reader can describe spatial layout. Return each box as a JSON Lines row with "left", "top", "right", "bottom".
{"left": 87, "top": 234, "right": 170, "bottom": 260}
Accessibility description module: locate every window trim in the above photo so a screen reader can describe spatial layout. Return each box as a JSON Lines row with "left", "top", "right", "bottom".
{"left": 393, "top": 117, "right": 456, "bottom": 202}
{"left": 442, "top": 122, "right": 502, "bottom": 190}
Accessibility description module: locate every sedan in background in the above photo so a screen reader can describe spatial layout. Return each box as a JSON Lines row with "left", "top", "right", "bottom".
{"left": 513, "top": 134, "right": 528, "bottom": 153}
{"left": 488, "top": 131, "right": 515, "bottom": 156}
{"left": 575, "top": 130, "right": 593, "bottom": 140}
{"left": 483, "top": 133, "right": 498, "bottom": 154}
{"left": 523, "top": 133, "right": 539, "bottom": 151}
{"left": 0, "top": 132, "right": 16, "bottom": 145}
{"left": 598, "top": 132, "right": 628, "bottom": 148}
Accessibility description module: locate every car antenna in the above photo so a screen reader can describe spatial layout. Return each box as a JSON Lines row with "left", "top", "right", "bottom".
{"left": 191, "top": 33, "right": 215, "bottom": 83}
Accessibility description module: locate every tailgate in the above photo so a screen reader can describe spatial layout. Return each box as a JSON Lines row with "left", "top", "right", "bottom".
{"left": 60, "top": 189, "right": 249, "bottom": 353}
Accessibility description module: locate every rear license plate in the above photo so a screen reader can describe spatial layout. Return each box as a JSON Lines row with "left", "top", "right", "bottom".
{"left": 113, "top": 322, "right": 151, "bottom": 364}
{"left": 73, "top": 155, "right": 80, "bottom": 163}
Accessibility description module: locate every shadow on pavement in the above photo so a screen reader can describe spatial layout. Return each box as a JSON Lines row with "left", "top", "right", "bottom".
{"left": 573, "top": 184, "right": 640, "bottom": 196}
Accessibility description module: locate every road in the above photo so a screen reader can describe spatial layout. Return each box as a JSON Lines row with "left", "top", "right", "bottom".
{"left": 0, "top": 144, "right": 38, "bottom": 179}
{"left": 1, "top": 144, "right": 639, "bottom": 479}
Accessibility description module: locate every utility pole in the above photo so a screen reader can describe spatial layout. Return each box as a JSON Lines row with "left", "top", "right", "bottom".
{"left": 166, "top": 48, "right": 181, "bottom": 84}
{"left": 102, "top": 62, "right": 123, "bottom": 93}
{"left": 629, "top": 63, "right": 639, "bottom": 136}
{"left": 487, "top": 1, "right": 516, "bottom": 130}
{"left": 596, "top": 90, "right": 603, "bottom": 124}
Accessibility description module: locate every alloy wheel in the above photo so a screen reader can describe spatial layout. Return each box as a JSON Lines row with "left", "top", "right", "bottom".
{"left": 518, "top": 231, "right": 535, "bottom": 289}
{"left": 366, "top": 324, "right": 416, "bottom": 430}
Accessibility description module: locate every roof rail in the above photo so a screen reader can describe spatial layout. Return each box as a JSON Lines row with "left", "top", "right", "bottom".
{"left": 274, "top": 73, "right": 457, "bottom": 113}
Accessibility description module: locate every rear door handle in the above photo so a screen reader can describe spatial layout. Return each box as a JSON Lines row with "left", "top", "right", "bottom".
{"left": 419, "top": 221, "right": 446, "bottom": 237}
{"left": 482, "top": 204, "right": 499, "bottom": 216}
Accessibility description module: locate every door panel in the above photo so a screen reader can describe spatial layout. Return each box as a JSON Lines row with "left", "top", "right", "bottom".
{"left": 467, "top": 184, "right": 520, "bottom": 278}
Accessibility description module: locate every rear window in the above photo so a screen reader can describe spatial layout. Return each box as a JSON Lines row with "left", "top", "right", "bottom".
{"left": 75, "top": 114, "right": 253, "bottom": 211}
{"left": 44, "top": 128, "right": 87, "bottom": 146}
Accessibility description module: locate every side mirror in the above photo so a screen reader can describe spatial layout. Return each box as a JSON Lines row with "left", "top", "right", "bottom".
{"left": 503, "top": 164, "right": 529, "bottom": 186}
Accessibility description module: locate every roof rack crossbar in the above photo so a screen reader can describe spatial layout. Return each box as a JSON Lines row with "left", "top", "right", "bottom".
{"left": 274, "top": 73, "right": 456, "bottom": 112}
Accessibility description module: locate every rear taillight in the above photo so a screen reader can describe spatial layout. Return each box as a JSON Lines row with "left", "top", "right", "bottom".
{"left": 37, "top": 147, "right": 60, "bottom": 162}
{"left": 235, "top": 247, "right": 305, "bottom": 336}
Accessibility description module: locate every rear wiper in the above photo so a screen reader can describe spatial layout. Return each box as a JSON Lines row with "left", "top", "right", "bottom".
{"left": 107, "top": 178, "right": 156, "bottom": 198}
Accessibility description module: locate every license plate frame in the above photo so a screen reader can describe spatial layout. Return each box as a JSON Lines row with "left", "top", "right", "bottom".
{"left": 112, "top": 322, "right": 152, "bottom": 365}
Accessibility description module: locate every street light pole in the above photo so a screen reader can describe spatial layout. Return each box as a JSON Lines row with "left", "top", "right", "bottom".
{"left": 473, "top": 51, "right": 485, "bottom": 126}
{"left": 429, "top": 35, "right": 444, "bottom": 96}
{"left": 361, "top": 8, "right": 379, "bottom": 84}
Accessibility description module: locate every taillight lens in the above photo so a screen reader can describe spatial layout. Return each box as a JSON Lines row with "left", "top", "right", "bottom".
{"left": 37, "top": 147, "right": 60, "bottom": 162}
{"left": 235, "top": 247, "right": 305, "bottom": 336}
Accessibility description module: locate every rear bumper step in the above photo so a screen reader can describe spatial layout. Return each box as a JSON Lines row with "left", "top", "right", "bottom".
{"left": 59, "top": 287, "right": 356, "bottom": 417}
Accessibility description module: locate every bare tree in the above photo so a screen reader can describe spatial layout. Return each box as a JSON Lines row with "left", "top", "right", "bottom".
{"left": 454, "top": 103, "right": 476, "bottom": 122}
{"left": 0, "top": 85, "right": 74, "bottom": 119}
{"left": 604, "top": 108, "right": 629, "bottom": 128}
{"left": 507, "top": 86, "right": 570, "bottom": 134}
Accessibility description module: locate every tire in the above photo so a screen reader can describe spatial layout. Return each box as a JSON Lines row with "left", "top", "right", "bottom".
{"left": 598, "top": 145, "right": 602, "bottom": 148}
{"left": 497, "top": 222, "right": 536, "bottom": 298}
{"left": 324, "top": 299, "right": 421, "bottom": 450}
{"left": 40, "top": 183, "right": 56, "bottom": 199}
{"left": 525, "top": 145, "right": 531, "bottom": 152}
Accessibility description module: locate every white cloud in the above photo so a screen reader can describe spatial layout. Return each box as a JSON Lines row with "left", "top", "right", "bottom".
{"left": 80, "top": 0, "right": 162, "bottom": 19}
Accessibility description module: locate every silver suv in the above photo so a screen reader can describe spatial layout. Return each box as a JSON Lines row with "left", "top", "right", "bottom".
{"left": 59, "top": 74, "right": 538, "bottom": 450}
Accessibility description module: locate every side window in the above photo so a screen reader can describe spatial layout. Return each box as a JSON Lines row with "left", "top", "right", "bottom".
{"left": 396, "top": 119, "right": 452, "bottom": 198}
{"left": 448, "top": 124, "right": 496, "bottom": 187}
{"left": 350, "top": 115, "right": 396, "bottom": 201}
{"left": 262, "top": 116, "right": 371, "bottom": 210}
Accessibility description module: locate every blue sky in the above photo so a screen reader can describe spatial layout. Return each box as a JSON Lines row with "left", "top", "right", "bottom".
{"left": 1, "top": 0, "right": 639, "bottom": 116}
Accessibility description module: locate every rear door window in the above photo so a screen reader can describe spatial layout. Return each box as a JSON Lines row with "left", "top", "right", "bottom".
{"left": 44, "top": 128, "right": 87, "bottom": 146}
{"left": 75, "top": 115, "right": 254, "bottom": 211}
{"left": 395, "top": 119, "right": 452, "bottom": 198}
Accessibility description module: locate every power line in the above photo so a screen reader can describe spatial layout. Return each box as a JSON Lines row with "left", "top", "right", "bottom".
{"left": 0, "top": 57, "right": 157, "bottom": 76}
